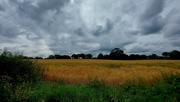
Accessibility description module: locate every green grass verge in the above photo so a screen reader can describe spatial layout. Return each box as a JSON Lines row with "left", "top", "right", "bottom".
{"left": 1, "top": 73, "right": 179, "bottom": 102}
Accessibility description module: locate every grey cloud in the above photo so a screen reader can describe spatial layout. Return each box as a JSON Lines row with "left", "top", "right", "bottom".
{"left": 170, "top": 38, "right": 180, "bottom": 46}
{"left": 126, "top": 42, "right": 164, "bottom": 55}
{"left": 17, "top": 1, "right": 42, "bottom": 22}
{"left": 74, "top": 28, "right": 84, "bottom": 36}
{"left": 38, "top": 0, "right": 70, "bottom": 12}
{"left": 92, "top": 18, "right": 113, "bottom": 36}
{"left": 128, "top": 47, "right": 149, "bottom": 54}
{"left": 0, "top": 0, "right": 180, "bottom": 57}
{"left": 20, "top": 45, "right": 30, "bottom": 48}
{"left": 0, "top": 23, "right": 21, "bottom": 38}
{"left": 0, "top": 4, "right": 4, "bottom": 11}
{"left": 92, "top": 25, "right": 103, "bottom": 36}
{"left": 0, "top": 36, "right": 16, "bottom": 44}
{"left": 164, "top": 24, "right": 180, "bottom": 39}
{"left": 26, "top": 33, "right": 40, "bottom": 40}
{"left": 141, "top": 0, "right": 165, "bottom": 21}
{"left": 105, "top": 19, "right": 114, "bottom": 32}
{"left": 126, "top": 30, "right": 139, "bottom": 35}
{"left": 138, "top": 0, "right": 165, "bottom": 35}
{"left": 163, "top": 8, "right": 180, "bottom": 40}
{"left": 121, "top": 0, "right": 137, "bottom": 14}
{"left": 171, "top": 41, "right": 180, "bottom": 47}
{"left": 140, "top": 16, "right": 164, "bottom": 34}
{"left": 15, "top": 0, "right": 70, "bottom": 22}
{"left": 97, "top": 34, "right": 135, "bottom": 54}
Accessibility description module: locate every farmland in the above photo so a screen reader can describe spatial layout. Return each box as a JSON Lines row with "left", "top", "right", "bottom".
{"left": 1, "top": 51, "right": 180, "bottom": 102}
{"left": 38, "top": 59, "right": 180, "bottom": 85}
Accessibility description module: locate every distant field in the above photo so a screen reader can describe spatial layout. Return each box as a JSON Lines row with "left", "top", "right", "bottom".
{"left": 37, "top": 59, "right": 180, "bottom": 86}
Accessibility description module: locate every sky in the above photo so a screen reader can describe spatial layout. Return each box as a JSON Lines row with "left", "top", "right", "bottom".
{"left": 0, "top": 0, "right": 180, "bottom": 57}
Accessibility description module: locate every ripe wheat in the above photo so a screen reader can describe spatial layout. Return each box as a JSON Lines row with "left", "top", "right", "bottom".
{"left": 37, "top": 59, "right": 180, "bottom": 86}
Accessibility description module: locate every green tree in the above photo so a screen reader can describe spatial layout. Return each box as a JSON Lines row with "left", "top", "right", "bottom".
{"left": 71, "top": 54, "right": 78, "bottom": 59}
{"left": 85, "top": 54, "right": 92, "bottom": 59}
{"left": 47, "top": 55, "right": 54, "bottom": 59}
{"left": 162, "top": 52, "right": 170, "bottom": 59}
{"left": 97, "top": 53, "right": 104, "bottom": 59}
{"left": 109, "top": 48, "right": 124, "bottom": 60}
{"left": 79, "top": 53, "right": 86, "bottom": 59}
{"left": 170, "top": 50, "right": 180, "bottom": 59}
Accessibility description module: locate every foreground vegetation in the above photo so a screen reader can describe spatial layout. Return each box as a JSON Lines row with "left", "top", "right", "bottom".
{"left": 0, "top": 50, "right": 180, "bottom": 102}
{"left": 1, "top": 73, "right": 180, "bottom": 102}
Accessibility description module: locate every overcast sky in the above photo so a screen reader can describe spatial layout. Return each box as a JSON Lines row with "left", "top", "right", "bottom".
{"left": 0, "top": 0, "right": 180, "bottom": 57}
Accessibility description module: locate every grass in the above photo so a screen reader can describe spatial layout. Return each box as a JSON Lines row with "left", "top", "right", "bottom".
{"left": 38, "top": 59, "right": 180, "bottom": 85}
{"left": 1, "top": 73, "right": 179, "bottom": 102}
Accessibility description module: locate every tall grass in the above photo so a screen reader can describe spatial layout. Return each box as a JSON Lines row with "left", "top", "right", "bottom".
{"left": 2, "top": 73, "right": 178, "bottom": 102}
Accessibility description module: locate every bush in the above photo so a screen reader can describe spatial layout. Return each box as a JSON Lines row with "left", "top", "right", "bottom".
{"left": 0, "top": 76, "right": 13, "bottom": 102}
{"left": 0, "top": 49, "right": 45, "bottom": 84}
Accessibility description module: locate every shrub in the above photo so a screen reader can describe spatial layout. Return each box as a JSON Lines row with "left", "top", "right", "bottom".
{"left": 0, "top": 76, "right": 13, "bottom": 102}
{"left": 0, "top": 49, "right": 45, "bottom": 84}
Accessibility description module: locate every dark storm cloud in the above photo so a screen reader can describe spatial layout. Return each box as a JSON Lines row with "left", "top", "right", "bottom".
{"left": 92, "top": 18, "right": 113, "bottom": 36}
{"left": 139, "top": 0, "right": 165, "bottom": 35}
{"left": 128, "top": 47, "right": 149, "bottom": 54}
{"left": 171, "top": 41, "right": 180, "bottom": 47}
{"left": 74, "top": 28, "right": 84, "bottom": 36}
{"left": 163, "top": 8, "right": 180, "bottom": 39}
{"left": 14, "top": 0, "right": 70, "bottom": 22}
{"left": 162, "top": 3, "right": 180, "bottom": 47}
{"left": 141, "top": 0, "right": 165, "bottom": 21}
{"left": 164, "top": 24, "right": 180, "bottom": 39}
{"left": 140, "top": 16, "right": 164, "bottom": 34}
{"left": 0, "top": 23, "right": 21, "bottom": 38}
{"left": 0, "top": 4, "right": 4, "bottom": 11}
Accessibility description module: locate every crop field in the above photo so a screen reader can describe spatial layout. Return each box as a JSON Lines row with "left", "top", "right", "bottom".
{"left": 1, "top": 51, "right": 180, "bottom": 101}
{"left": 37, "top": 59, "right": 180, "bottom": 86}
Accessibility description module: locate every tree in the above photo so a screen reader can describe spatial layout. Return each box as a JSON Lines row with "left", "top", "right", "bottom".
{"left": 140, "top": 55, "right": 147, "bottom": 59}
{"left": 148, "top": 54, "right": 158, "bottom": 59}
{"left": 79, "top": 53, "right": 86, "bottom": 59}
{"left": 47, "top": 55, "right": 54, "bottom": 59}
{"left": 85, "top": 54, "right": 92, "bottom": 59}
{"left": 162, "top": 52, "right": 170, "bottom": 59}
{"left": 71, "top": 54, "right": 78, "bottom": 59}
{"left": 54, "top": 54, "right": 61, "bottom": 59}
{"left": 129, "top": 54, "right": 140, "bottom": 60}
{"left": 103, "top": 54, "right": 110, "bottom": 59}
{"left": 35, "top": 56, "right": 43, "bottom": 59}
{"left": 109, "top": 48, "right": 124, "bottom": 60}
{"left": 170, "top": 50, "right": 180, "bottom": 59}
{"left": 97, "top": 53, "right": 104, "bottom": 59}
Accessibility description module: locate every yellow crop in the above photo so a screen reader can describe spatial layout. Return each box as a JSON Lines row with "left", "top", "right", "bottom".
{"left": 37, "top": 59, "right": 180, "bottom": 86}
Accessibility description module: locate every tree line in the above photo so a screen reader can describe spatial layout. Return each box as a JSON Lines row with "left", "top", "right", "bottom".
{"left": 46, "top": 53, "right": 92, "bottom": 59}
{"left": 97, "top": 48, "right": 180, "bottom": 60}
{"left": 22, "top": 48, "right": 180, "bottom": 60}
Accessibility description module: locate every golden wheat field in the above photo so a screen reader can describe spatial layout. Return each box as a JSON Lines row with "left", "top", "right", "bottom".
{"left": 37, "top": 59, "right": 180, "bottom": 86}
